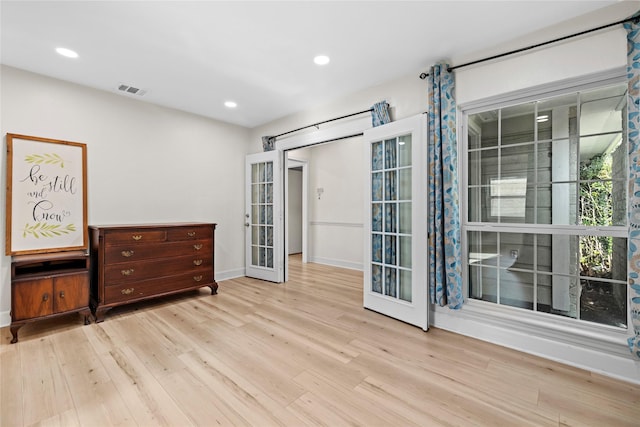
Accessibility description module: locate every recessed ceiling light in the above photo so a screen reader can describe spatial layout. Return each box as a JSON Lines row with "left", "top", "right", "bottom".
{"left": 224, "top": 101, "right": 237, "bottom": 108}
{"left": 55, "top": 47, "right": 79, "bottom": 58}
{"left": 314, "top": 55, "right": 330, "bottom": 66}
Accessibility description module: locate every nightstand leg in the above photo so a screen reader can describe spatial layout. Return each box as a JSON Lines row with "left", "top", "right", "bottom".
{"left": 10, "top": 323, "right": 22, "bottom": 344}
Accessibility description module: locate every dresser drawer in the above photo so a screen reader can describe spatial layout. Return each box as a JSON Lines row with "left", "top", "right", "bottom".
{"left": 104, "top": 255, "right": 212, "bottom": 284}
{"left": 104, "top": 239, "right": 213, "bottom": 264}
{"left": 104, "top": 230, "right": 167, "bottom": 245}
{"left": 167, "top": 226, "right": 213, "bottom": 241}
{"left": 104, "top": 271, "right": 214, "bottom": 304}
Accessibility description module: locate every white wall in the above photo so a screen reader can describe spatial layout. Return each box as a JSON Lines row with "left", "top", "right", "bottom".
{"left": 0, "top": 65, "right": 249, "bottom": 326}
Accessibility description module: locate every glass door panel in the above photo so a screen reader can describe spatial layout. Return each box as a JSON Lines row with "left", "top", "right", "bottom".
{"left": 363, "top": 114, "right": 428, "bottom": 330}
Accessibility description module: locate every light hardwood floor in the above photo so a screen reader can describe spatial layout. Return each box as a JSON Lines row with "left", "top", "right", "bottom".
{"left": 2, "top": 255, "right": 640, "bottom": 426}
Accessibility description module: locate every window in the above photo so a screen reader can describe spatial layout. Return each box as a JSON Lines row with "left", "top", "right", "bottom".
{"left": 464, "top": 81, "right": 628, "bottom": 329}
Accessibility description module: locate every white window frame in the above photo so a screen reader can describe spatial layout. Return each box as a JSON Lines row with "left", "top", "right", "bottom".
{"left": 454, "top": 67, "right": 633, "bottom": 357}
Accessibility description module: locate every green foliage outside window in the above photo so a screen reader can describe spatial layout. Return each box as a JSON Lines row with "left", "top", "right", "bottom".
{"left": 579, "top": 153, "right": 612, "bottom": 278}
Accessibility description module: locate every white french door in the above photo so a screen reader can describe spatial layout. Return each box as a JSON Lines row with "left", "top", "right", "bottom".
{"left": 363, "top": 114, "right": 428, "bottom": 330}
{"left": 245, "top": 151, "right": 284, "bottom": 282}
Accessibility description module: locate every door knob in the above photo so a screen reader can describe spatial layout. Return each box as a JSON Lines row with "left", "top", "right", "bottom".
{"left": 245, "top": 222, "right": 250, "bottom": 227}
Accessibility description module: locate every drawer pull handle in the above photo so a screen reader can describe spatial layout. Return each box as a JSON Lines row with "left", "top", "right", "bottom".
{"left": 193, "top": 244, "right": 203, "bottom": 250}
{"left": 187, "top": 231, "right": 196, "bottom": 237}
{"left": 121, "top": 250, "right": 135, "bottom": 257}
{"left": 121, "top": 288, "right": 135, "bottom": 295}
{"left": 121, "top": 269, "right": 135, "bottom": 276}
{"left": 132, "top": 235, "right": 143, "bottom": 241}
{"left": 193, "top": 275, "right": 203, "bottom": 282}
{"left": 42, "top": 293, "right": 49, "bottom": 302}
{"left": 59, "top": 291, "right": 65, "bottom": 298}
{"left": 193, "top": 259, "right": 203, "bottom": 266}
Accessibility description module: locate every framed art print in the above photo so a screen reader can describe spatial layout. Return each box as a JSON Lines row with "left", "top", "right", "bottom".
{"left": 5, "top": 133, "right": 88, "bottom": 255}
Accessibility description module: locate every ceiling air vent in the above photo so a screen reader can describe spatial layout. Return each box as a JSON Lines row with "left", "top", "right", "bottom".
{"left": 117, "top": 83, "right": 147, "bottom": 96}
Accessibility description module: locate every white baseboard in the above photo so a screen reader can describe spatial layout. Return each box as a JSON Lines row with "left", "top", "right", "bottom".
{"left": 215, "top": 268, "right": 246, "bottom": 282}
{"left": 308, "top": 256, "right": 363, "bottom": 271}
{"left": 431, "top": 302, "right": 640, "bottom": 385}
{"left": 0, "top": 310, "right": 10, "bottom": 328}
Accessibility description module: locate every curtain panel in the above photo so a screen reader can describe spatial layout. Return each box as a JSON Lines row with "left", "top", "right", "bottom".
{"left": 625, "top": 16, "right": 640, "bottom": 358}
{"left": 427, "top": 63, "right": 463, "bottom": 309}
{"left": 372, "top": 101, "right": 392, "bottom": 127}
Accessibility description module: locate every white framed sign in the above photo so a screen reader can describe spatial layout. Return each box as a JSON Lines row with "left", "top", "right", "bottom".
{"left": 5, "top": 134, "right": 88, "bottom": 255}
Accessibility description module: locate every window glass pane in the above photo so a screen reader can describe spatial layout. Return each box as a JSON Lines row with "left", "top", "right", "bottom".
{"left": 537, "top": 93, "right": 577, "bottom": 142}
{"left": 385, "top": 138, "right": 397, "bottom": 169}
{"left": 372, "top": 234, "right": 382, "bottom": 263}
{"left": 580, "top": 279, "right": 627, "bottom": 328}
{"left": 259, "top": 226, "right": 265, "bottom": 245}
{"left": 259, "top": 247, "right": 265, "bottom": 267}
{"left": 499, "top": 269, "right": 534, "bottom": 309}
{"left": 546, "top": 183, "right": 577, "bottom": 225}
{"left": 265, "top": 162, "right": 273, "bottom": 182}
{"left": 501, "top": 103, "right": 535, "bottom": 145}
{"left": 468, "top": 149, "right": 483, "bottom": 187}
{"left": 580, "top": 85, "right": 625, "bottom": 136}
{"left": 252, "top": 184, "right": 260, "bottom": 204}
{"left": 266, "top": 248, "right": 273, "bottom": 268}
{"left": 579, "top": 235, "right": 627, "bottom": 280}
{"left": 536, "top": 141, "right": 553, "bottom": 183}
{"left": 536, "top": 273, "right": 552, "bottom": 312}
{"left": 399, "top": 270, "right": 412, "bottom": 302}
{"left": 536, "top": 234, "right": 552, "bottom": 273}
{"left": 385, "top": 171, "right": 397, "bottom": 200}
{"left": 385, "top": 267, "right": 397, "bottom": 297}
{"left": 252, "top": 205, "right": 259, "bottom": 225}
{"left": 258, "top": 163, "right": 265, "bottom": 183}
{"left": 252, "top": 226, "right": 259, "bottom": 246}
{"left": 398, "top": 135, "right": 412, "bottom": 167}
{"left": 467, "top": 187, "right": 483, "bottom": 222}
{"left": 399, "top": 236, "right": 411, "bottom": 268}
{"left": 372, "top": 172, "right": 382, "bottom": 201}
{"left": 398, "top": 168, "right": 411, "bottom": 200}
{"left": 469, "top": 265, "right": 497, "bottom": 302}
{"left": 252, "top": 246, "right": 260, "bottom": 266}
{"left": 472, "top": 110, "right": 499, "bottom": 148}
{"left": 385, "top": 235, "right": 396, "bottom": 265}
{"left": 266, "top": 226, "right": 273, "bottom": 246}
{"left": 372, "top": 203, "right": 382, "bottom": 232}
{"left": 372, "top": 265, "right": 382, "bottom": 294}
{"left": 500, "top": 232, "right": 534, "bottom": 270}
{"left": 372, "top": 141, "right": 383, "bottom": 171}
{"left": 259, "top": 183, "right": 266, "bottom": 203}
{"left": 399, "top": 202, "right": 411, "bottom": 234}
{"left": 384, "top": 203, "right": 397, "bottom": 233}
{"left": 266, "top": 205, "right": 273, "bottom": 225}
{"left": 468, "top": 231, "right": 498, "bottom": 267}
{"left": 265, "top": 183, "right": 273, "bottom": 203}
{"left": 579, "top": 182, "right": 613, "bottom": 226}
{"left": 252, "top": 164, "right": 259, "bottom": 184}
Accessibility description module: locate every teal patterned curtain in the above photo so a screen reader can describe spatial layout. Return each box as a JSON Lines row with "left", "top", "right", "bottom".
{"left": 262, "top": 136, "right": 276, "bottom": 152}
{"left": 624, "top": 16, "right": 640, "bottom": 358}
{"left": 372, "top": 101, "right": 392, "bottom": 127}
{"left": 427, "top": 63, "right": 463, "bottom": 309}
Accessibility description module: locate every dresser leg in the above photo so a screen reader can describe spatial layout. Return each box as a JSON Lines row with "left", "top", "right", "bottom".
{"left": 208, "top": 281, "right": 218, "bottom": 295}
{"left": 94, "top": 307, "right": 112, "bottom": 323}
{"left": 10, "top": 323, "right": 22, "bottom": 344}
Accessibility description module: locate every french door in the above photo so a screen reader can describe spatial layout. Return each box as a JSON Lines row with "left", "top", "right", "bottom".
{"left": 245, "top": 151, "right": 283, "bottom": 282}
{"left": 363, "top": 114, "right": 428, "bottom": 330}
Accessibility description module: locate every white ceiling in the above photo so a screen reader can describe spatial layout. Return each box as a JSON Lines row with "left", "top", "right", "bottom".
{"left": 0, "top": 1, "right": 635, "bottom": 128}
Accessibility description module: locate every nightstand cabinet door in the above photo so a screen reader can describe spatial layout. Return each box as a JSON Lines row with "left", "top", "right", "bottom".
{"left": 54, "top": 273, "right": 90, "bottom": 313}
{"left": 12, "top": 278, "right": 54, "bottom": 320}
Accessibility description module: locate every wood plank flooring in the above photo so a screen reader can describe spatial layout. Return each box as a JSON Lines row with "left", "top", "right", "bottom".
{"left": 2, "top": 255, "right": 640, "bottom": 426}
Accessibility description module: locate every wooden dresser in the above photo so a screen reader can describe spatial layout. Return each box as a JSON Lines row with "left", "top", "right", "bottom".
{"left": 10, "top": 251, "right": 91, "bottom": 343}
{"left": 89, "top": 223, "right": 217, "bottom": 322}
